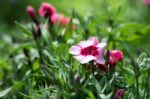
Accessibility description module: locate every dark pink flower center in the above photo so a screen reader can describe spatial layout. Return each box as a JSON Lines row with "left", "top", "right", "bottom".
{"left": 43, "top": 7, "right": 54, "bottom": 18}
{"left": 43, "top": 9, "right": 51, "bottom": 18}
{"left": 81, "top": 46, "right": 99, "bottom": 56}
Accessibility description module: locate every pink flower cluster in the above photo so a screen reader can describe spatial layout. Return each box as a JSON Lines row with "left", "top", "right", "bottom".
{"left": 95, "top": 50, "right": 123, "bottom": 71}
{"left": 69, "top": 37, "right": 123, "bottom": 71}
{"left": 26, "top": 2, "right": 69, "bottom": 26}
{"left": 39, "top": 2, "right": 69, "bottom": 26}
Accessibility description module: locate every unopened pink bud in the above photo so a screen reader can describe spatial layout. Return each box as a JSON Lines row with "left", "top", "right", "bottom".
{"left": 27, "top": 6, "right": 36, "bottom": 18}
{"left": 144, "top": 0, "right": 150, "bottom": 5}
{"left": 115, "top": 89, "right": 124, "bottom": 99}
{"left": 95, "top": 63, "right": 107, "bottom": 71}
{"left": 109, "top": 50, "right": 123, "bottom": 66}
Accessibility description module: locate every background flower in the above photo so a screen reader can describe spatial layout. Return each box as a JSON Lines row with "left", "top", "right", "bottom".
{"left": 39, "top": 2, "right": 56, "bottom": 18}
{"left": 26, "top": 6, "right": 36, "bottom": 18}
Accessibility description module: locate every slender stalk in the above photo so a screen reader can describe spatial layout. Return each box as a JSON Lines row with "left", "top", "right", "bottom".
{"left": 135, "top": 77, "right": 139, "bottom": 99}
{"left": 35, "top": 38, "right": 43, "bottom": 65}
{"left": 147, "top": 69, "right": 150, "bottom": 99}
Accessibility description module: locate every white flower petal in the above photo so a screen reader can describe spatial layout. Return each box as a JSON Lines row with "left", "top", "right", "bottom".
{"left": 88, "top": 37, "right": 99, "bottom": 45}
{"left": 97, "top": 48, "right": 105, "bottom": 56}
{"left": 69, "top": 45, "right": 81, "bottom": 55}
{"left": 80, "top": 55, "right": 95, "bottom": 64}
{"left": 74, "top": 55, "right": 85, "bottom": 62}
{"left": 96, "top": 42, "right": 107, "bottom": 48}
{"left": 78, "top": 41, "right": 93, "bottom": 48}
{"left": 95, "top": 57, "right": 105, "bottom": 64}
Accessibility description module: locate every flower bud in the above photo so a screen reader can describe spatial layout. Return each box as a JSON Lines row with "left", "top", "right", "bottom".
{"left": 95, "top": 63, "right": 107, "bottom": 71}
{"left": 115, "top": 89, "right": 124, "bottom": 99}
{"left": 26, "top": 6, "right": 36, "bottom": 18}
{"left": 109, "top": 50, "right": 123, "bottom": 66}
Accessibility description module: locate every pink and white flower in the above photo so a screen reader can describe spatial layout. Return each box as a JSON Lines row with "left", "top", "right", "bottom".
{"left": 39, "top": 2, "right": 56, "bottom": 18}
{"left": 109, "top": 50, "right": 123, "bottom": 66}
{"left": 69, "top": 37, "right": 106, "bottom": 64}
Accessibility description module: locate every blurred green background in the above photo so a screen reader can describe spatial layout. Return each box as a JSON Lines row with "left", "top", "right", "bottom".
{"left": 0, "top": 0, "right": 149, "bottom": 30}
{"left": 0, "top": 0, "right": 150, "bottom": 52}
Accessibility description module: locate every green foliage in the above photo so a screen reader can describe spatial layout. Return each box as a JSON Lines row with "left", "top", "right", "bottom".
{"left": 0, "top": 0, "right": 150, "bottom": 99}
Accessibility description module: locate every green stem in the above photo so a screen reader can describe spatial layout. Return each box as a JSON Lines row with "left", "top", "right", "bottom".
{"left": 135, "top": 76, "right": 139, "bottom": 99}
{"left": 147, "top": 69, "right": 150, "bottom": 98}
{"left": 35, "top": 38, "right": 43, "bottom": 65}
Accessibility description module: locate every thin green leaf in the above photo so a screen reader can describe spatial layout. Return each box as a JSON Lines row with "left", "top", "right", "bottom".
{"left": 0, "top": 87, "right": 12, "bottom": 98}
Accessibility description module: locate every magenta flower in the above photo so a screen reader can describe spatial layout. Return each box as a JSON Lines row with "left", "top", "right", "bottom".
{"left": 39, "top": 2, "right": 56, "bottom": 18}
{"left": 109, "top": 50, "right": 123, "bottom": 66}
{"left": 26, "top": 6, "right": 36, "bottom": 18}
{"left": 50, "top": 13, "right": 58, "bottom": 25}
{"left": 144, "top": 0, "right": 150, "bottom": 5}
{"left": 114, "top": 89, "right": 124, "bottom": 99}
{"left": 69, "top": 37, "right": 106, "bottom": 64}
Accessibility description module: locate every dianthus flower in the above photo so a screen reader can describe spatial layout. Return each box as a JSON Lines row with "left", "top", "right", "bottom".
{"left": 39, "top": 2, "right": 56, "bottom": 18}
{"left": 109, "top": 50, "right": 123, "bottom": 66}
{"left": 69, "top": 37, "right": 106, "bottom": 64}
